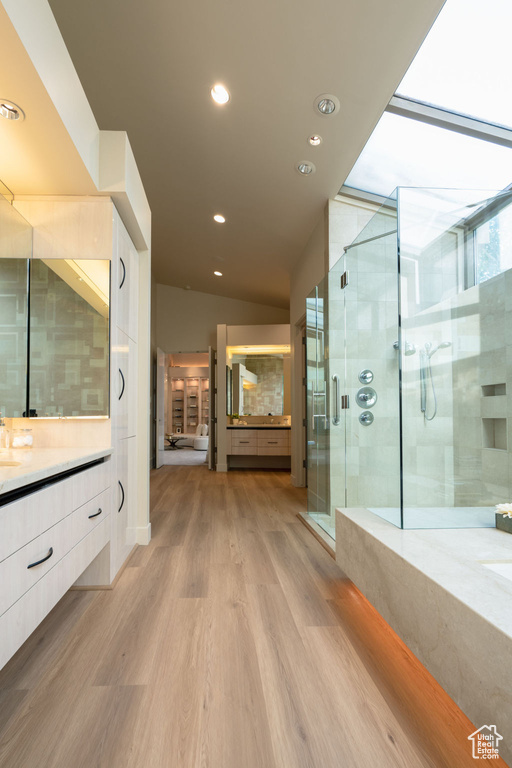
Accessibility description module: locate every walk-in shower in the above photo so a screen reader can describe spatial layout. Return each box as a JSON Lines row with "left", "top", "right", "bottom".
{"left": 307, "top": 186, "right": 512, "bottom": 537}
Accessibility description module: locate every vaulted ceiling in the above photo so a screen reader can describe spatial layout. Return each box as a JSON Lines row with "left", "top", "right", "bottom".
{"left": 46, "top": 0, "right": 444, "bottom": 308}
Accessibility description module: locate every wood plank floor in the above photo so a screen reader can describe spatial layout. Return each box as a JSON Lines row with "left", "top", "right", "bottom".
{"left": 0, "top": 466, "right": 503, "bottom": 768}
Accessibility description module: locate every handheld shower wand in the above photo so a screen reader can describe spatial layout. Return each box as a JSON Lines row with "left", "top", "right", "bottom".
{"left": 421, "top": 341, "right": 451, "bottom": 421}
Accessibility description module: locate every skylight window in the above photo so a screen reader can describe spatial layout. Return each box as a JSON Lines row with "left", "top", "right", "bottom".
{"left": 397, "top": 0, "right": 512, "bottom": 129}
{"left": 474, "top": 201, "right": 512, "bottom": 283}
{"left": 345, "top": 112, "right": 512, "bottom": 198}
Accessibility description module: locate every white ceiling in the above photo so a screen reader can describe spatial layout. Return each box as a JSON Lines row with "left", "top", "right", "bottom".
{"left": 40, "top": 0, "right": 444, "bottom": 307}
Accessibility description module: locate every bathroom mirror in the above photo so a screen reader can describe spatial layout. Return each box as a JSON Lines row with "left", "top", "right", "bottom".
{"left": 0, "top": 199, "right": 32, "bottom": 418}
{"left": 226, "top": 348, "right": 291, "bottom": 415}
{"left": 29, "top": 259, "right": 110, "bottom": 417}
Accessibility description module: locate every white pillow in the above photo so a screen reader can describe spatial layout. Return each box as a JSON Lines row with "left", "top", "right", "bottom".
{"left": 195, "top": 424, "right": 203, "bottom": 436}
{"left": 201, "top": 424, "right": 209, "bottom": 436}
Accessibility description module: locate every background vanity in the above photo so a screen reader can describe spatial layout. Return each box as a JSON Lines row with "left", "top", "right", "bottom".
{"left": 0, "top": 195, "right": 146, "bottom": 670}
{"left": 216, "top": 323, "right": 292, "bottom": 471}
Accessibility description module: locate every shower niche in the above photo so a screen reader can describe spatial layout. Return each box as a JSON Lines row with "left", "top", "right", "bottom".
{"left": 307, "top": 187, "right": 512, "bottom": 535}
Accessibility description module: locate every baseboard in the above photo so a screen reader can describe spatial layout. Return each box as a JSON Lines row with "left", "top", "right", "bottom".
{"left": 136, "top": 522, "right": 151, "bottom": 545}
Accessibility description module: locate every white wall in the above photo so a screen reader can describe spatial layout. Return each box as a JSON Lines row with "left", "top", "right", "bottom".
{"left": 156, "top": 284, "right": 289, "bottom": 352}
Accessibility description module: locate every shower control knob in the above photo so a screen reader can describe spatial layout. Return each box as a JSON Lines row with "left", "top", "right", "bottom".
{"left": 359, "top": 411, "right": 374, "bottom": 426}
{"left": 358, "top": 369, "right": 374, "bottom": 384}
{"left": 356, "top": 386, "right": 377, "bottom": 408}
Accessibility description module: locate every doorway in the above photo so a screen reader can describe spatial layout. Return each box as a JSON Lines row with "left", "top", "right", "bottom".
{"left": 156, "top": 351, "right": 211, "bottom": 467}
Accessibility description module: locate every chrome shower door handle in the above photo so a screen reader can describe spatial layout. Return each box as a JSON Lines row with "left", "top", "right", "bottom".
{"left": 332, "top": 374, "right": 341, "bottom": 425}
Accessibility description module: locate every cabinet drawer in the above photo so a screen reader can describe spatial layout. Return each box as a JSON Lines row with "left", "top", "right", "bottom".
{"left": 0, "top": 489, "right": 110, "bottom": 616}
{"left": 0, "top": 460, "right": 110, "bottom": 563}
{"left": 258, "top": 429, "right": 290, "bottom": 439}
{"left": 257, "top": 436, "right": 289, "bottom": 448}
{"left": 0, "top": 516, "right": 110, "bottom": 671}
{"left": 258, "top": 446, "right": 291, "bottom": 456}
{"left": 232, "top": 435, "right": 257, "bottom": 448}
{"left": 230, "top": 429, "right": 259, "bottom": 439}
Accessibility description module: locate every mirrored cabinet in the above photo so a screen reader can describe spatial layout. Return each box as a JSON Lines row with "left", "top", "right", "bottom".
{"left": 0, "top": 195, "right": 111, "bottom": 419}
{"left": 0, "top": 198, "right": 31, "bottom": 418}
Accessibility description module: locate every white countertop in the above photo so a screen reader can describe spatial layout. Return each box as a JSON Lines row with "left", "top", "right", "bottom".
{"left": 337, "top": 507, "right": 512, "bottom": 639}
{"left": 0, "top": 447, "right": 113, "bottom": 496}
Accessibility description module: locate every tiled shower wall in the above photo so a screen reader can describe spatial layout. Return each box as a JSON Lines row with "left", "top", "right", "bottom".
{"left": 328, "top": 199, "right": 400, "bottom": 513}
{"left": 452, "top": 270, "right": 511, "bottom": 506}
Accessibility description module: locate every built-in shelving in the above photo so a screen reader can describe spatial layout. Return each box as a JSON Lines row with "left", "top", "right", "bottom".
{"left": 169, "top": 374, "right": 209, "bottom": 433}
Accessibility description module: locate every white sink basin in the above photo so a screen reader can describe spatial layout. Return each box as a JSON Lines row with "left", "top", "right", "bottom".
{"left": 481, "top": 561, "right": 512, "bottom": 583}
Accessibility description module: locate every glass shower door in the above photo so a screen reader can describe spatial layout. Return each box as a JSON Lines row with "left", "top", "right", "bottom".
{"left": 306, "top": 281, "right": 332, "bottom": 535}
{"left": 342, "top": 195, "right": 402, "bottom": 525}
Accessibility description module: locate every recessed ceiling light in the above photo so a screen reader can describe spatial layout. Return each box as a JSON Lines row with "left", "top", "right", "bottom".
{"left": 214, "top": 271, "right": 223, "bottom": 277}
{"left": 0, "top": 101, "right": 24, "bottom": 121}
{"left": 213, "top": 214, "right": 226, "bottom": 223}
{"left": 297, "top": 161, "right": 316, "bottom": 176}
{"left": 308, "top": 135, "right": 322, "bottom": 146}
{"left": 314, "top": 93, "right": 340, "bottom": 117}
{"left": 211, "top": 84, "right": 230, "bottom": 104}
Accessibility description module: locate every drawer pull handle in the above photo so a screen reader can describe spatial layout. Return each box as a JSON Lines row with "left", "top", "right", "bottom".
{"left": 119, "top": 257, "right": 126, "bottom": 289}
{"left": 88, "top": 508, "right": 103, "bottom": 519}
{"left": 27, "top": 547, "right": 54, "bottom": 570}
{"left": 118, "top": 481, "right": 125, "bottom": 512}
{"left": 268, "top": 441, "right": 278, "bottom": 444}
{"left": 119, "top": 368, "right": 125, "bottom": 400}
{"left": 240, "top": 441, "right": 250, "bottom": 444}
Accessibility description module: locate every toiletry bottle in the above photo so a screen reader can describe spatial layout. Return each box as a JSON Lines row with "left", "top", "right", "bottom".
{"left": 0, "top": 414, "right": 7, "bottom": 449}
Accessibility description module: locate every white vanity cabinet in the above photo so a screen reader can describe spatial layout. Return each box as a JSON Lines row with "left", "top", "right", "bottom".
{"left": 227, "top": 428, "right": 291, "bottom": 456}
{"left": 0, "top": 459, "right": 111, "bottom": 670}
{"left": 4, "top": 198, "right": 143, "bottom": 597}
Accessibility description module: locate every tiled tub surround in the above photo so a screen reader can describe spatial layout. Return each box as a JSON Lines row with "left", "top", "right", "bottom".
{"left": 336, "top": 507, "right": 512, "bottom": 766}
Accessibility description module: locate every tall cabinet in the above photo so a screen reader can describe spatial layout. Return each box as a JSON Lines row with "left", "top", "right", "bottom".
{"left": 13, "top": 197, "right": 144, "bottom": 586}
{"left": 111, "top": 211, "right": 139, "bottom": 579}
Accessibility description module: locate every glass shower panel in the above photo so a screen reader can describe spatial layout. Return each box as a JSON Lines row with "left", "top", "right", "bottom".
{"left": 306, "top": 280, "right": 331, "bottom": 535}
{"left": 342, "top": 196, "right": 402, "bottom": 525}
{"left": 398, "top": 187, "right": 504, "bottom": 528}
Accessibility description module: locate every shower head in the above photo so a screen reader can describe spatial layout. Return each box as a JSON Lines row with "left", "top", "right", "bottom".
{"left": 425, "top": 341, "right": 452, "bottom": 358}
{"left": 393, "top": 340, "right": 417, "bottom": 356}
